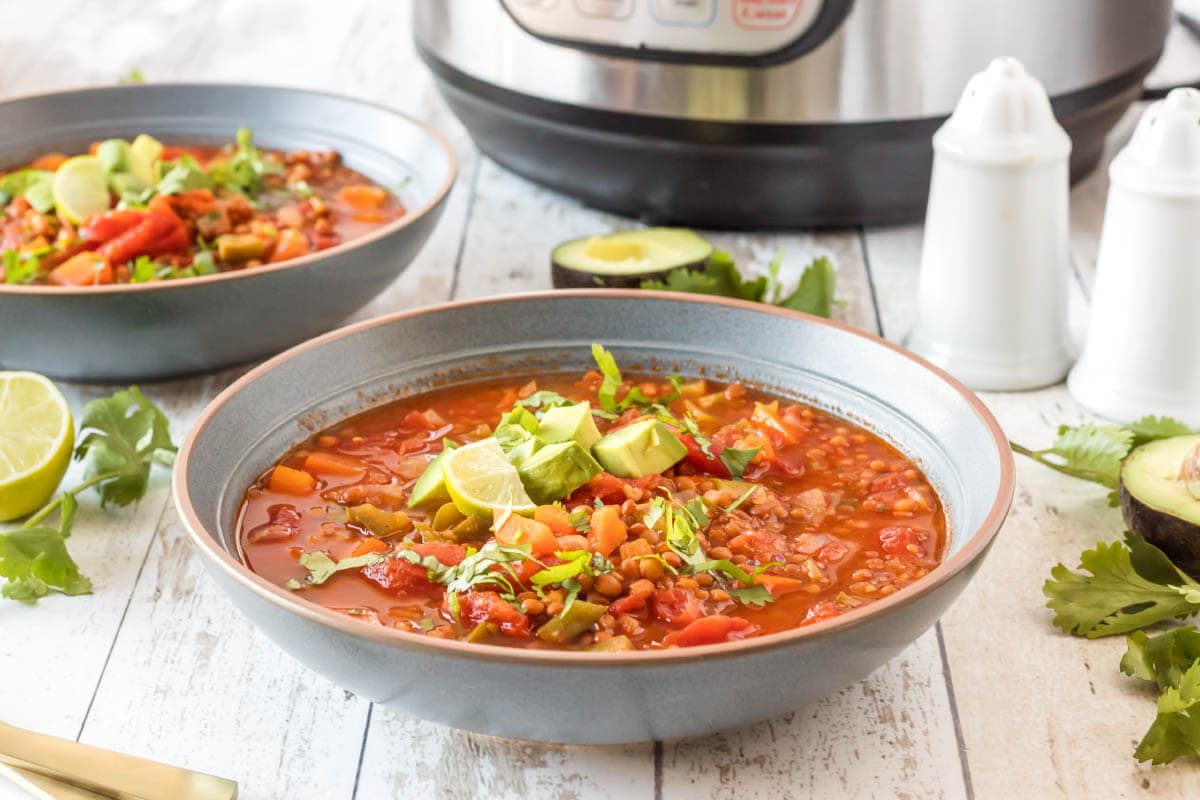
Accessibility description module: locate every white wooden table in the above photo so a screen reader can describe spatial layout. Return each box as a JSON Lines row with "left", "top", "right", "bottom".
{"left": 2, "top": 3, "right": 1199, "bottom": 798}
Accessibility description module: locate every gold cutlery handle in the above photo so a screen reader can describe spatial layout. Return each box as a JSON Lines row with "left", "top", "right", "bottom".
{"left": 0, "top": 721, "right": 237, "bottom": 800}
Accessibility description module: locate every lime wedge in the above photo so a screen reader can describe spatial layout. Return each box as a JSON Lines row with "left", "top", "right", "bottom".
{"left": 0, "top": 372, "right": 74, "bottom": 522}
{"left": 441, "top": 439, "right": 535, "bottom": 518}
{"left": 52, "top": 156, "right": 111, "bottom": 224}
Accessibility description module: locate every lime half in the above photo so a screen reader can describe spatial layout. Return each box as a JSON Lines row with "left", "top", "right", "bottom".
{"left": 441, "top": 439, "right": 535, "bottom": 518}
{"left": 52, "top": 156, "right": 111, "bottom": 224}
{"left": 0, "top": 372, "right": 74, "bottom": 522}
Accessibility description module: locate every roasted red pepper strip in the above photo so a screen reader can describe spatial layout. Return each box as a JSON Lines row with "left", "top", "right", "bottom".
{"left": 676, "top": 432, "right": 732, "bottom": 478}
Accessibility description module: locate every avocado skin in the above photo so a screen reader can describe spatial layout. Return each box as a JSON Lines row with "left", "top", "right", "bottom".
{"left": 1119, "top": 478, "right": 1200, "bottom": 580}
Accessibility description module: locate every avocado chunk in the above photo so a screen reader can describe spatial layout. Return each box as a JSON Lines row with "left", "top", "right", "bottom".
{"left": 516, "top": 441, "right": 602, "bottom": 504}
{"left": 504, "top": 436, "right": 540, "bottom": 469}
{"left": 408, "top": 441, "right": 458, "bottom": 509}
{"left": 592, "top": 419, "right": 687, "bottom": 478}
{"left": 128, "top": 134, "right": 164, "bottom": 184}
{"left": 96, "top": 139, "right": 131, "bottom": 174}
{"left": 551, "top": 228, "right": 714, "bottom": 289}
{"left": 537, "top": 402, "right": 602, "bottom": 450}
{"left": 537, "top": 600, "right": 607, "bottom": 643}
{"left": 1119, "top": 434, "right": 1200, "bottom": 579}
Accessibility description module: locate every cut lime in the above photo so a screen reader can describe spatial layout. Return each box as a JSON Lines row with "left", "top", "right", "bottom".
{"left": 0, "top": 372, "right": 74, "bottom": 522}
{"left": 52, "top": 156, "right": 111, "bottom": 224}
{"left": 441, "top": 439, "right": 535, "bottom": 519}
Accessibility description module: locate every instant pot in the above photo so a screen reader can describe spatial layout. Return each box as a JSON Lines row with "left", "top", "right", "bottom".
{"left": 414, "top": 0, "right": 1174, "bottom": 228}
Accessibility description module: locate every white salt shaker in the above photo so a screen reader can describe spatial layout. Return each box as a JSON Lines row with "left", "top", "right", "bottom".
{"left": 1068, "top": 88, "right": 1200, "bottom": 425}
{"left": 905, "top": 57, "right": 1073, "bottom": 391}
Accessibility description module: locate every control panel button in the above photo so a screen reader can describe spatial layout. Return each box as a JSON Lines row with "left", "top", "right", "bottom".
{"left": 733, "top": 0, "right": 805, "bottom": 30}
{"left": 651, "top": 0, "right": 715, "bottom": 26}
{"left": 574, "top": 0, "right": 634, "bottom": 19}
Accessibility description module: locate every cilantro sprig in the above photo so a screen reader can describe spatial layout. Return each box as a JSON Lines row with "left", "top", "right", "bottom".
{"left": 640, "top": 251, "right": 837, "bottom": 318}
{"left": 1012, "top": 416, "right": 1197, "bottom": 505}
{"left": 0, "top": 387, "right": 177, "bottom": 604}
{"left": 1044, "top": 532, "right": 1200, "bottom": 638}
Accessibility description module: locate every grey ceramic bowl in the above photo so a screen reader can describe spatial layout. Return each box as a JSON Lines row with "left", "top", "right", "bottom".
{"left": 0, "top": 84, "right": 455, "bottom": 381}
{"left": 174, "top": 291, "right": 1014, "bottom": 744}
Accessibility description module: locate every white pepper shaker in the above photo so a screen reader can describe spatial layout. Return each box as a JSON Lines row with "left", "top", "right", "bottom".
{"left": 905, "top": 57, "right": 1073, "bottom": 391}
{"left": 1068, "top": 88, "right": 1200, "bottom": 425}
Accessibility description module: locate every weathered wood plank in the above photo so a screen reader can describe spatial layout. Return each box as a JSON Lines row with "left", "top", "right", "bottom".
{"left": 862, "top": 220, "right": 1200, "bottom": 798}
{"left": 0, "top": 378, "right": 218, "bottom": 740}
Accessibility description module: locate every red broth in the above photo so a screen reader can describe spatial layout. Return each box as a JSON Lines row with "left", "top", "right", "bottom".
{"left": 0, "top": 139, "right": 404, "bottom": 286}
{"left": 238, "top": 372, "right": 946, "bottom": 650}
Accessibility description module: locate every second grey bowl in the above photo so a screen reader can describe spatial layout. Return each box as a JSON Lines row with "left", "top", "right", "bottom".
{"left": 0, "top": 83, "right": 456, "bottom": 381}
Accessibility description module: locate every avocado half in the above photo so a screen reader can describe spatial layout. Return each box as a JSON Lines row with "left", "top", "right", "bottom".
{"left": 551, "top": 228, "right": 713, "bottom": 289}
{"left": 1119, "top": 434, "right": 1200, "bottom": 579}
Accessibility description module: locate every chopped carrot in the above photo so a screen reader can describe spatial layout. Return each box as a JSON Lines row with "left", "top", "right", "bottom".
{"left": 303, "top": 451, "right": 363, "bottom": 477}
{"left": 351, "top": 537, "right": 390, "bottom": 557}
{"left": 493, "top": 511, "right": 557, "bottom": 557}
{"left": 269, "top": 227, "right": 310, "bottom": 263}
{"left": 31, "top": 152, "right": 69, "bottom": 171}
{"left": 534, "top": 505, "right": 575, "bottom": 537}
{"left": 338, "top": 184, "right": 388, "bottom": 211}
{"left": 352, "top": 212, "right": 386, "bottom": 224}
{"left": 268, "top": 465, "right": 316, "bottom": 496}
{"left": 588, "top": 505, "right": 627, "bottom": 558}
{"left": 753, "top": 574, "right": 807, "bottom": 597}
{"left": 47, "top": 252, "right": 112, "bottom": 286}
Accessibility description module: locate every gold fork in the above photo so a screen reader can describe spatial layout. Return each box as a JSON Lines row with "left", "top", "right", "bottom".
{"left": 0, "top": 721, "right": 237, "bottom": 800}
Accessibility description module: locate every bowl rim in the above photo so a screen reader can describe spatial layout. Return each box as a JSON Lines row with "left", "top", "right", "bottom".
{"left": 173, "top": 290, "right": 1015, "bottom": 666}
{"left": 0, "top": 82, "right": 457, "bottom": 296}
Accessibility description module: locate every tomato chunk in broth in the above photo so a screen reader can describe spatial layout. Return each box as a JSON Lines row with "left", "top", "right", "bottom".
{"left": 238, "top": 370, "right": 946, "bottom": 651}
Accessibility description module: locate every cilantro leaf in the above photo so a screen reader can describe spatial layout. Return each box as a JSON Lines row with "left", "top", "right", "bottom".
{"left": 75, "top": 387, "right": 177, "bottom": 507}
{"left": 0, "top": 496, "right": 91, "bottom": 604}
{"left": 1012, "top": 424, "right": 1134, "bottom": 503}
{"left": 1122, "top": 628, "right": 1200, "bottom": 691}
{"left": 1044, "top": 532, "right": 1200, "bottom": 638}
{"left": 566, "top": 506, "right": 590, "bottom": 533}
{"left": 728, "top": 585, "right": 774, "bottom": 607}
{"left": 776, "top": 256, "right": 836, "bottom": 318}
{"left": 155, "top": 154, "right": 213, "bottom": 195}
{"left": 592, "top": 343, "right": 622, "bottom": 413}
{"left": 210, "top": 128, "right": 282, "bottom": 199}
{"left": 289, "top": 550, "right": 384, "bottom": 589}
{"left": 638, "top": 250, "right": 836, "bottom": 319}
{"left": 515, "top": 390, "right": 573, "bottom": 416}
{"left": 718, "top": 446, "right": 760, "bottom": 480}
{"left": 1134, "top": 661, "right": 1200, "bottom": 764}
{"left": 1128, "top": 416, "right": 1197, "bottom": 448}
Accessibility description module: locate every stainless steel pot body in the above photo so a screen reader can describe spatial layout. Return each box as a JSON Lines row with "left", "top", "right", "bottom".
{"left": 414, "top": 0, "right": 1172, "bottom": 227}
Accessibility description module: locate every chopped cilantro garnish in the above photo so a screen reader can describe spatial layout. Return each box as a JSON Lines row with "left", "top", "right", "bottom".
{"left": 718, "top": 446, "right": 761, "bottom": 480}
{"left": 2, "top": 249, "right": 41, "bottom": 285}
{"left": 723, "top": 485, "right": 759, "bottom": 514}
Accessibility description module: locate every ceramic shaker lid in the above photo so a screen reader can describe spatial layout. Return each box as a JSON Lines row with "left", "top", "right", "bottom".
{"left": 1110, "top": 88, "right": 1200, "bottom": 196}
{"left": 934, "top": 57, "right": 1071, "bottom": 164}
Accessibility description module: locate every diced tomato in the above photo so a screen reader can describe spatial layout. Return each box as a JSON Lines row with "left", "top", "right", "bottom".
{"left": 662, "top": 615, "right": 758, "bottom": 647}
{"left": 362, "top": 558, "right": 436, "bottom": 596}
{"left": 608, "top": 593, "right": 648, "bottom": 616}
{"left": 802, "top": 601, "right": 844, "bottom": 626}
{"left": 453, "top": 590, "right": 531, "bottom": 637}
{"left": 411, "top": 541, "right": 467, "bottom": 566}
{"left": 362, "top": 542, "right": 466, "bottom": 596}
{"left": 878, "top": 526, "right": 925, "bottom": 560}
{"left": 650, "top": 587, "right": 703, "bottom": 627}
{"left": 568, "top": 472, "right": 628, "bottom": 506}
{"left": 728, "top": 530, "right": 790, "bottom": 563}
{"left": 816, "top": 542, "right": 849, "bottom": 564}
{"left": 677, "top": 433, "right": 731, "bottom": 478}
{"left": 869, "top": 473, "right": 908, "bottom": 494}
{"left": 338, "top": 184, "right": 388, "bottom": 211}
